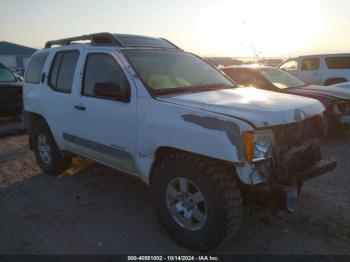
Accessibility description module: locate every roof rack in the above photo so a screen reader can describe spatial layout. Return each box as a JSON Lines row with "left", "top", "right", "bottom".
{"left": 44, "top": 33, "right": 122, "bottom": 48}
{"left": 44, "top": 32, "right": 181, "bottom": 50}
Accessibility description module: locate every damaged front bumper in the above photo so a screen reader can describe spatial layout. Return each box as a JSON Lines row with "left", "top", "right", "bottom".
{"left": 253, "top": 155, "right": 337, "bottom": 212}
{"left": 238, "top": 115, "right": 337, "bottom": 212}
{"left": 296, "top": 159, "right": 337, "bottom": 182}
{"left": 278, "top": 158, "right": 336, "bottom": 212}
{"left": 249, "top": 158, "right": 337, "bottom": 212}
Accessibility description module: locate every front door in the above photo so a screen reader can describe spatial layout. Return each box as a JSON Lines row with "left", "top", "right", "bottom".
{"left": 69, "top": 52, "right": 138, "bottom": 174}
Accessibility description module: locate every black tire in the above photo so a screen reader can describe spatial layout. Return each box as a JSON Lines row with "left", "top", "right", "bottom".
{"left": 32, "top": 120, "right": 71, "bottom": 176}
{"left": 152, "top": 152, "right": 242, "bottom": 252}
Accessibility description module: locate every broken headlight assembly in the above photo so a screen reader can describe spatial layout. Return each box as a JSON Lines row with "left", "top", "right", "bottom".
{"left": 243, "top": 129, "right": 274, "bottom": 162}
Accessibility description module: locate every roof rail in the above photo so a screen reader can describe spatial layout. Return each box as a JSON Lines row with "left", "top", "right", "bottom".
{"left": 44, "top": 32, "right": 122, "bottom": 48}
{"left": 44, "top": 32, "right": 181, "bottom": 50}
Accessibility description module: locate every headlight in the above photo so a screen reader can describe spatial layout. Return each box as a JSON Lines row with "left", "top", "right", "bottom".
{"left": 243, "top": 130, "right": 274, "bottom": 162}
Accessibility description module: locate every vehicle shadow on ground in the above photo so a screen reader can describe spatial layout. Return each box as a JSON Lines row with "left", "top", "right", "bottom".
{"left": 0, "top": 158, "right": 192, "bottom": 254}
{"left": 0, "top": 116, "right": 25, "bottom": 137}
{"left": 0, "top": 153, "right": 349, "bottom": 255}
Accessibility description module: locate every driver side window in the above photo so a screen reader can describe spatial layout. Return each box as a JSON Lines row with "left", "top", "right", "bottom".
{"left": 280, "top": 60, "right": 298, "bottom": 72}
{"left": 83, "top": 53, "right": 130, "bottom": 100}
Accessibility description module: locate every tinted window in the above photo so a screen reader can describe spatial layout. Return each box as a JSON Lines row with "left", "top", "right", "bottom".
{"left": 325, "top": 56, "right": 350, "bottom": 69}
{"left": 279, "top": 60, "right": 298, "bottom": 72}
{"left": 83, "top": 54, "right": 130, "bottom": 98}
{"left": 0, "top": 67, "right": 16, "bottom": 82}
{"left": 301, "top": 58, "right": 320, "bottom": 71}
{"left": 49, "top": 53, "right": 63, "bottom": 88}
{"left": 25, "top": 53, "right": 48, "bottom": 83}
{"left": 49, "top": 51, "right": 79, "bottom": 92}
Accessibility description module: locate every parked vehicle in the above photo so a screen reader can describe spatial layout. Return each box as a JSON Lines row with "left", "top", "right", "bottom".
{"left": 331, "top": 81, "right": 350, "bottom": 88}
{"left": 23, "top": 33, "right": 336, "bottom": 251}
{"left": 222, "top": 66, "right": 350, "bottom": 134}
{"left": 278, "top": 53, "right": 350, "bottom": 86}
{"left": 0, "top": 63, "right": 23, "bottom": 117}
{"left": 13, "top": 68, "right": 26, "bottom": 77}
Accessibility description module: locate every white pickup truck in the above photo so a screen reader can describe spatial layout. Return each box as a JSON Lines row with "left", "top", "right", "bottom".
{"left": 278, "top": 53, "right": 350, "bottom": 86}
{"left": 23, "top": 33, "right": 336, "bottom": 251}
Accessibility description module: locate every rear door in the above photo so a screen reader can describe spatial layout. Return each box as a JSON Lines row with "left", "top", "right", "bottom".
{"left": 40, "top": 50, "right": 80, "bottom": 149}
{"left": 297, "top": 57, "right": 322, "bottom": 84}
{"left": 69, "top": 51, "right": 138, "bottom": 174}
{"left": 324, "top": 56, "right": 350, "bottom": 84}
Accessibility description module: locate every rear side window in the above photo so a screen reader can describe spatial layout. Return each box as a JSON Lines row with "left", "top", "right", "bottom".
{"left": 325, "top": 56, "right": 350, "bottom": 69}
{"left": 49, "top": 51, "right": 79, "bottom": 93}
{"left": 301, "top": 58, "right": 320, "bottom": 71}
{"left": 25, "top": 53, "right": 48, "bottom": 83}
{"left": 83, "top": 53, "right": 130, "bottom": 98}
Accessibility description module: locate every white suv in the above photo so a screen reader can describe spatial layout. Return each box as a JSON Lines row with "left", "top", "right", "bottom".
{"left": 278, "top": 53, "right": 350, "bottom": 85}
{"left": 23, "top": 33, "right": 336, "bottom": 251}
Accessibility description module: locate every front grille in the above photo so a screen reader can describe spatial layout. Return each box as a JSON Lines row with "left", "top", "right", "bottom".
{"left": 271, "top": 115, "right": 323, "bottom": 184}
{"left": 273, "top": 115, "right": 323, "bottom": 148}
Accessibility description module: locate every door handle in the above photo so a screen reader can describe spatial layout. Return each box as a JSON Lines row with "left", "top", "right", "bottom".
{"left": 74, "top": 105, "right": 86, "bottom": 111}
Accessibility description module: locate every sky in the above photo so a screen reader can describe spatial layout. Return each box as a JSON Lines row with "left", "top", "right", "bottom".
{"left": 1, "top": 0, "right": 350, "bottom": 57}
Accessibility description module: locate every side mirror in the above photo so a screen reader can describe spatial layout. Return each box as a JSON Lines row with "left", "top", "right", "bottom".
{"left": 93, "top": 82, "right": 130, "bottom": 102}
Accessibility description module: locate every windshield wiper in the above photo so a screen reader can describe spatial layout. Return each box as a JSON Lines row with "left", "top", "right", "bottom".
{"left": 154, "top": 83, "right": 234, "bottom": 96}
{"left": 188, "top": 83, "right": 234, "bottom": 92}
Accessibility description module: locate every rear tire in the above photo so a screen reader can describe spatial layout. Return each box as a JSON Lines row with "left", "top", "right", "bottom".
{"left": 32, "top": 121, "right": 71, "bottom": 176}
{"left": 152, "top": 152, "right": 242, "bottom": 252}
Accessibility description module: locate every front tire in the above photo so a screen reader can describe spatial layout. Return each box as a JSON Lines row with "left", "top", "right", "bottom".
{"left": 32, "top": 121, "right": 71, "bottom": 176}
{"left": 152, "top": 152, "right": 242, "bottom": 252}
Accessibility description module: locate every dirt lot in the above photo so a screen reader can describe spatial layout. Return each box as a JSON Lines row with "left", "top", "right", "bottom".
{"left": 0, "top": 130, "right": 349, "bottom": 255}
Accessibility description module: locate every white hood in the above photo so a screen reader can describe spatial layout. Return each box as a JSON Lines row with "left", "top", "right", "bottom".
{"left": 159, "top": 87, "right": 325, "bottom": 128}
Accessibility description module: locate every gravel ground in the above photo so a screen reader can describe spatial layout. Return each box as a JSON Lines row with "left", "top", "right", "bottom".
{"left": 0, "top": 130, "right": 349, "bottom": 255}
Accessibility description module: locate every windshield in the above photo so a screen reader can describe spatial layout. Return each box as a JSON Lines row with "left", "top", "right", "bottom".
{"left": 123, "top": 49, "right": 235, "bottom": 95}
{"left": 0, "top": 67, "right": 16, "bottom": 82}
{"left": 259, "top": 68, "right": 305, "bottom": 89}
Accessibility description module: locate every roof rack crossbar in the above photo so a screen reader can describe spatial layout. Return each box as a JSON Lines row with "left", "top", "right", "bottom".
{"left": 44, "top": 33, "right": 123, "bottom": 48}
